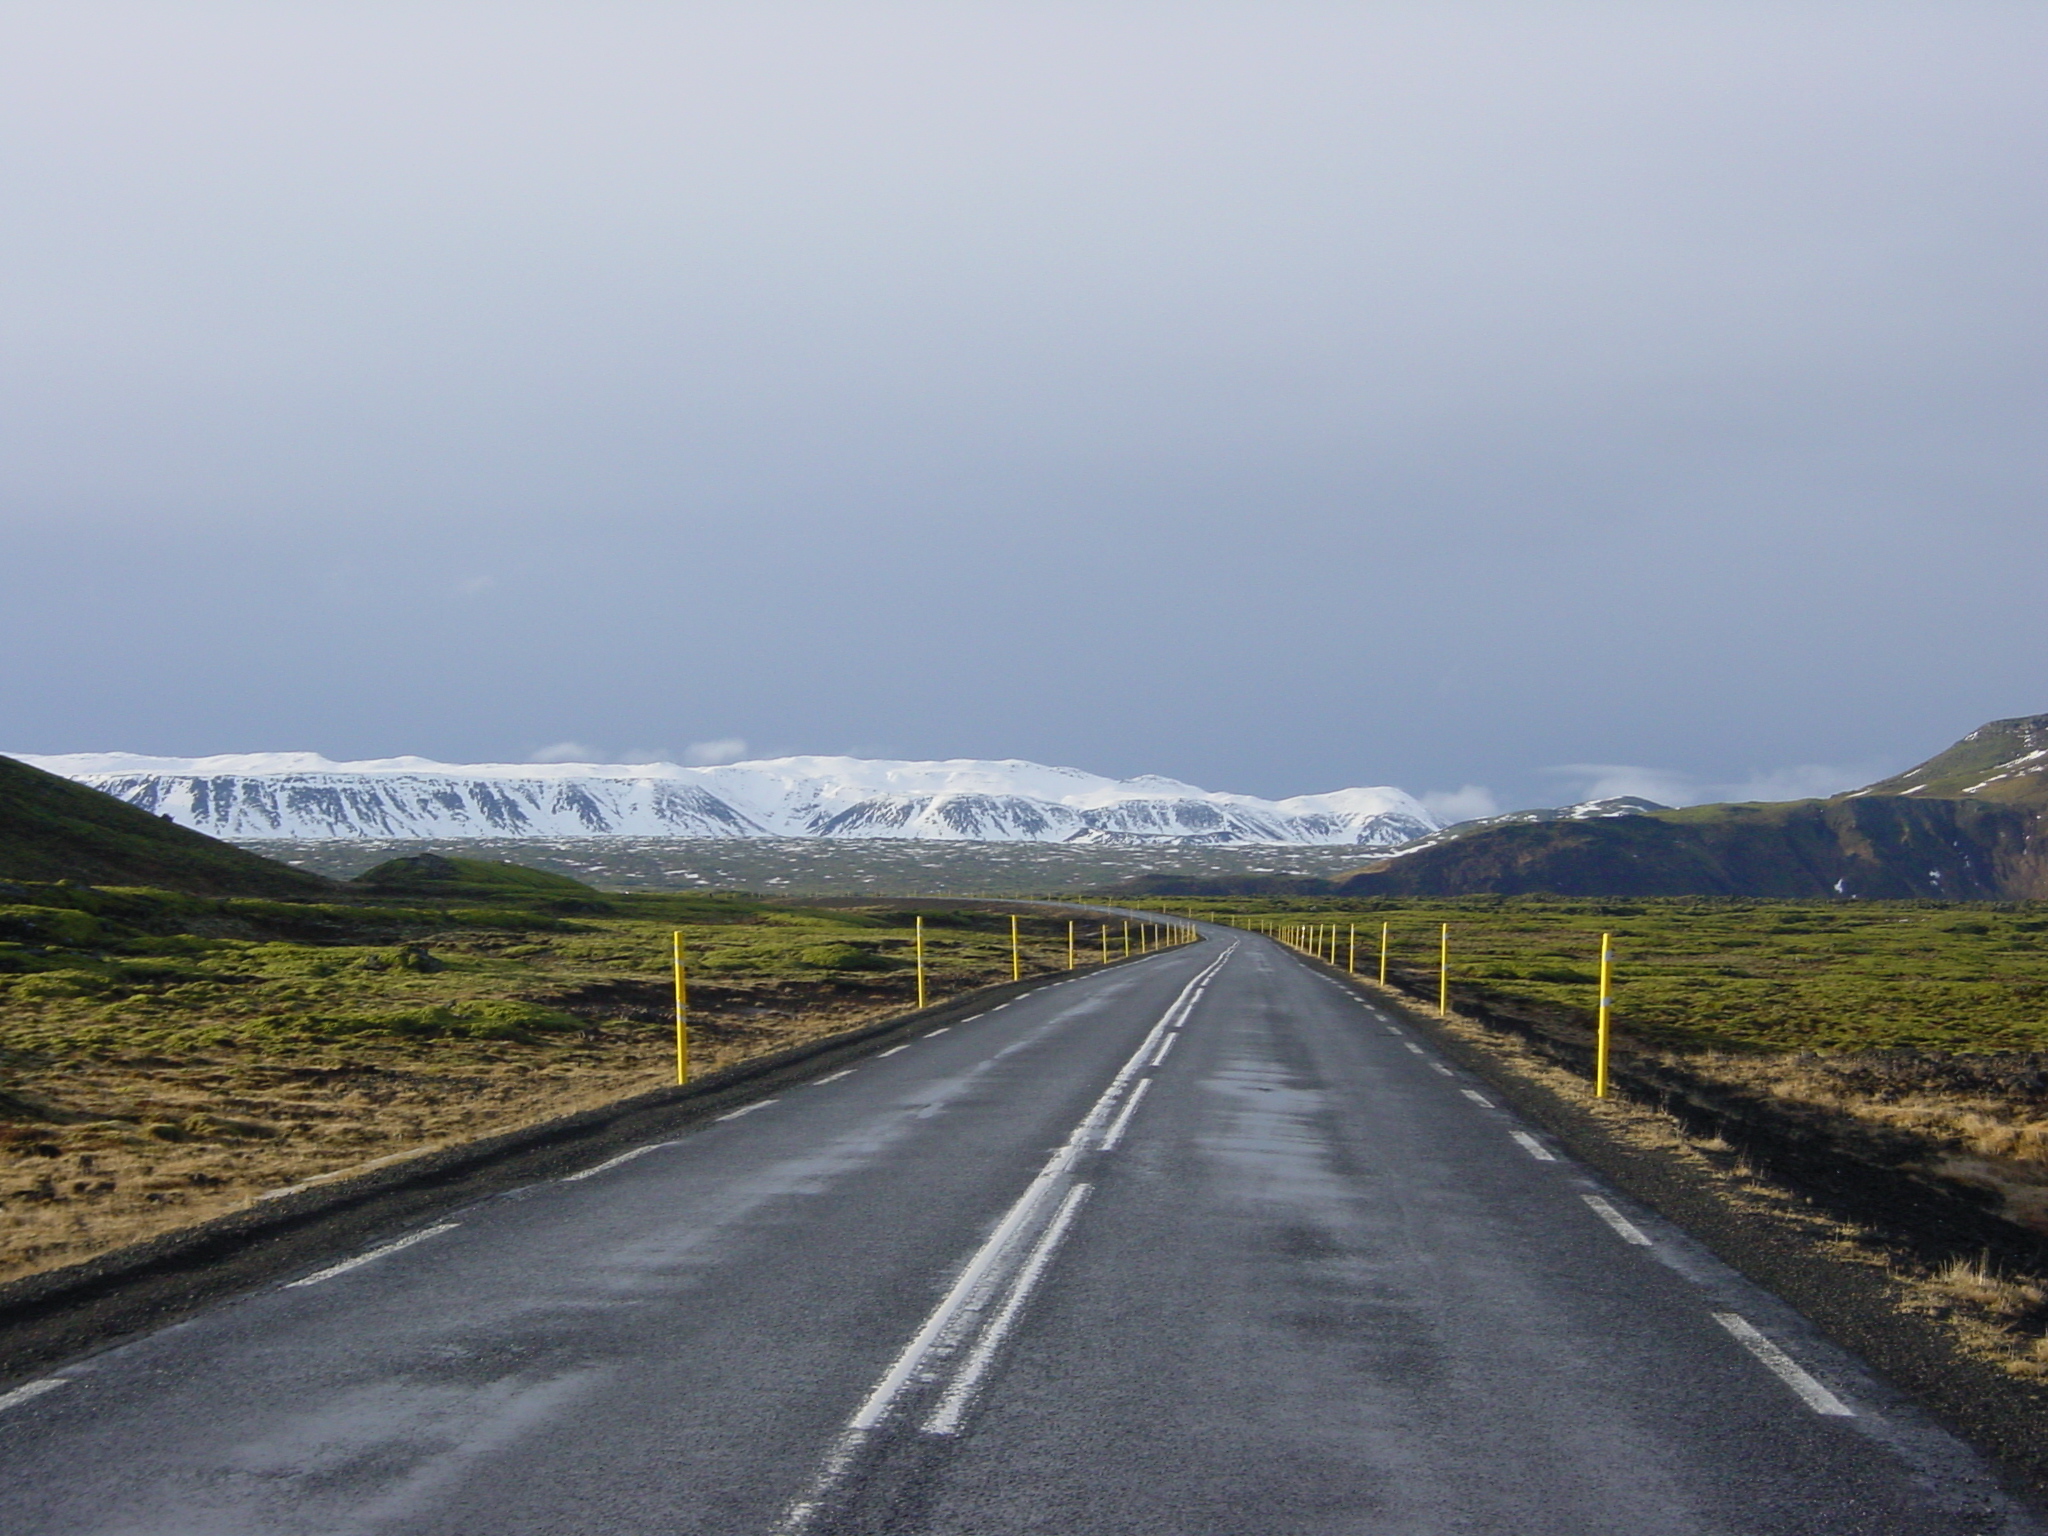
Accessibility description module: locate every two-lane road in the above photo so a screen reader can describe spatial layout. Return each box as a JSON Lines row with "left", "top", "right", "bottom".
{"left": 0, "top": 933, "right": 2032, "bottom": 1534}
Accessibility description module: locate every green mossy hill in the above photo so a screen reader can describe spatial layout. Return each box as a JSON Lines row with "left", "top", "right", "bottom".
{"left": 351, "top": 853, "right": 603, "bottom": 904}
{"left": 0, "top": 755, "right": 332, "bottom": 898}
{"left": 1853, "top": 713, "right": 2048, "bottom": 805}
{"left": 1335, "top": 795, "right": 2046, "bottom": 900}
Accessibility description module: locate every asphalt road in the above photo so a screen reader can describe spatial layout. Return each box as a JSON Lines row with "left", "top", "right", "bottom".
{"left": 0, "top": 931, "right": 2035, "bottom": 1535}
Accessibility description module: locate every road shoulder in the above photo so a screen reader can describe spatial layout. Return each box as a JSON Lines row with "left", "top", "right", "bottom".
{"left": 1317, "top": 961, "right": 2048, "bottom": 1511}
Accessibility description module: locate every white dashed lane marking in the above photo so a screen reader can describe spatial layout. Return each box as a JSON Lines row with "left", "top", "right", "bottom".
{"left": 716, "top": 1099, "right": 777, "bottom": 1122}
{"left": 561, "top": 1142, "right": 680, "bottom": 1182}
{"left": 1714, "top": 1314, "right": 1854, "bottom": 1416}
{"left": 877, "top": 1045, "right": 910, "bottom": 1058}
{"left": 1461, "top": 1089, "right": 1493, "bottom": 1108}
{"left": 0, "top": 1379, "right": 66, "bottom": 1414}
{"left": 1582, "top": 1194, "right": 1652, "bottom": 1246}
{"left": 285, "top": 1222, "right": 459, "bottom": 1289}
{"left": 812, "top": 1070, "right": 854, "bottom": 1085}
{"left": 1510, "top": 1131, "right": 1556, "bottom": 1162}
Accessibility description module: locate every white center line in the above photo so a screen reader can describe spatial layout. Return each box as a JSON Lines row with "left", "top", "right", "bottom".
{"left": 877, "top": 1044, "right": 910, "bottom": 1057}
{"left": 561, "top": 1141, "right": 680, "bottom": 1182}
{"left": 0, "top": 1379, "right": 66, "bottom": 1414}
{"left": 1713, "top": 1313, "right": 1854, "bottom": 1416}
{"left": 1429, "top": 1063, "right": 1454, "bottom": 1077}
{"left": 772, "top": 945, "right": 1236, "bottom": 1535}
{"left": 1510, "top": 1131, "right": 1556, "bottom": 1162}
{"left": 1582, "top": 1193, "right": 1653, "bottom": 1246}
{"left": 1403, "top": 1042, "right": 1425, "bottom": 1055}
{"left": 716, "top": 1099, "right": 777, "bottom": 1121}
{"left": 923, "top": 1027, "right": 951, "bottom": 1036}
{"left": 1461, "top": 1089, "right": 1494, "bottom": 1108}
{"left": 922, "top": 1184, "right": 1094, "bottom": 1436}
{"left": 812, "top": 1070, "right": 854, "bottom": 1085}
{"left": 1098, "top": 1078, "right": 1153, "bottom": 1152}
{"left": 1149, "top": 1033, "right": 1179, "bottom": 1066}
{"left": 285, "top": 1222, "right": 459, "bottom": 1288}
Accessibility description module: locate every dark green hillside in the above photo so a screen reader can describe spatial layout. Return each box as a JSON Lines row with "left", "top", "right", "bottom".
{"left": 0, "top": 754, "right": 332, "bottom": 897}
{"left": 1333, "top": 795, "right": 2045, "bottom": 899}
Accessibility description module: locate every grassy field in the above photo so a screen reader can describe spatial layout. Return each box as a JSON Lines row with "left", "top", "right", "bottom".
{"left": 1175, "top": 896, "right": 2048, "bottom": 1054}
{"left": 0, "top": 866, "right": 1157, "bottom": 1283}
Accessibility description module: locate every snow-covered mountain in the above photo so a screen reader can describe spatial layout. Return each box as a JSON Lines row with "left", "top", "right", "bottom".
{"left": 14, "top": 752, "right": 1442, "bottom": 847}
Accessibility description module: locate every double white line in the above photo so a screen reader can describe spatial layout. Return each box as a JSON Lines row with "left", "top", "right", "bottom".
{"left": 772, "top": 944, "right": 1234, "bottom": 1535}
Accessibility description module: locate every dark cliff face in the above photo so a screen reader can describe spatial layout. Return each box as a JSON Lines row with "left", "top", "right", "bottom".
{"left": 1336, "top": 796, "right": 2047, "bottom": 900}
{"left": 0, "top": 755, "right": 332, "bottom": 897}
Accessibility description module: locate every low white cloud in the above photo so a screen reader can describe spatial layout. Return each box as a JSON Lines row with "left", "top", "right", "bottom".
{"left": 684, "top": 738, "right": 749, "bottom": 766}
{"left": 1546, "top": 762, "right": 1877, "bottom": 808}
{"left": 1420, "top": 785, "right": 1499, "bottom": 824}
{"left": 530, "top": 741, "right": 601, "bottom": 763}
{"left": 622, "top": 747, "right": 678, "bottom": 765}
{"left": 1714, "top": 764, "right": 1883, "bottom": 803}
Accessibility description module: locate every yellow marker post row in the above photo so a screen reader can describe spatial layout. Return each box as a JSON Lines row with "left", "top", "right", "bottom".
{"left": 1595, "top": 932, "right": 1613, "bottom": 1099}
{"left": 672, "top": 930, "right": 689, "bottom": 1085}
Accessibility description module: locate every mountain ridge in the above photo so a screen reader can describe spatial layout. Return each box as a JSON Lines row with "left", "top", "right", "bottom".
{"left": 13, "top": 752, "right": 1440, "bottom": 848}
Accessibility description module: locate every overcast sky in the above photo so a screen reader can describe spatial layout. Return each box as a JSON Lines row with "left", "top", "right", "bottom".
{"left": 4, "top": 2, "right": 2044, "bottom": 812}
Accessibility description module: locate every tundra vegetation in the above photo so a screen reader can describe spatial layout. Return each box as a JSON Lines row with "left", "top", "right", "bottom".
{"left": 1183, "top": 894, "right": 2048, "bottom": 1373}
{"left": 0, "top": 858, "right": 1093, "bottom": 1284}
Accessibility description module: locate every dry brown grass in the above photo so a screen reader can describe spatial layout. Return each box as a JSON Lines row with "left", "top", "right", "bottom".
{"left": 1673, "top": 1052, "right": 2048, "bottom": 1238}
{"left": 0, "top": 983, "right": 910, "bottom": 1287}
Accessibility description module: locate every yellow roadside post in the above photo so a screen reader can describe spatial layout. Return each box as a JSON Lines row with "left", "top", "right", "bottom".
{"left": 1595, "top": 932, "right": 1613, "bottom": 1098}
{"left": 672, "top": 931, "right": 689, "bottom": 1085}
{"left": 1379, "top": 921, "right": 1390, "bottom": 985}
{"left": 1438, "top": 923, "right": 1450, "bottom": 1016}
{"left": 1101, "top": 923, "right": 1110, "bottom": 963}
{"left": 1067, "top": 919, "right": 1076, "bottom": 970}
{"left": 1010, "top": 914, "right": 1022, "bottom": 981}
{"left": 1348, "top": 924, "right": 1357, "bottom": 975}
{"left": 915, "top": 915, "right": 927, "bottom": 1010}
{"left": 1123, "top": 921, "right": 1131, "bottom": 958}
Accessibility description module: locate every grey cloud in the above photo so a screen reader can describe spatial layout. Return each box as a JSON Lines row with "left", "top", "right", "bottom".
{"left": 2, "top": 4, "right": 2043, "bottom": 806}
